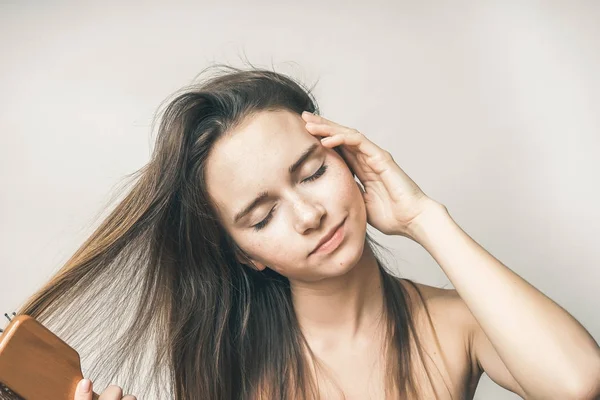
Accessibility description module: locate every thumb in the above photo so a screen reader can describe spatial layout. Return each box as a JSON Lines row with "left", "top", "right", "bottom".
{"left": 75, "top": 379, "right": 93, "bottom": 400}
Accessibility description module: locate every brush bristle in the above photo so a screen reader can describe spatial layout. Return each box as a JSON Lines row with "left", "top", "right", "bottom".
{"left": 0, "top": 382, "right": 23, "bottom": 400}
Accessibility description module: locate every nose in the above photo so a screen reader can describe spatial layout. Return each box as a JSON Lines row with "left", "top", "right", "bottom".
{"left": 293, "top": 194, "right": 326, "bottom": 233}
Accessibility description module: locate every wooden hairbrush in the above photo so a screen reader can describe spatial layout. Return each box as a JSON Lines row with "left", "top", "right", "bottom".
{"left": 0, "top": 313, "right": 100, "bottom": 400}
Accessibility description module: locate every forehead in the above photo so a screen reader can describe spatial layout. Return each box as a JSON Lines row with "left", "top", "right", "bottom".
{"left": 206, "top": 110, "right": 319, "bottom": 220}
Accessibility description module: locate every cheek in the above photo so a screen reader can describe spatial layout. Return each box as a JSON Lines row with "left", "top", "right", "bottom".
{"left": 328, "top": 159, "right": 368, "bottom": 227}
{"left": 327, "top": 160, "right": 360, "bottom": 204}
{"left": 239, "top": 234, "right": 293, "bottom": 267}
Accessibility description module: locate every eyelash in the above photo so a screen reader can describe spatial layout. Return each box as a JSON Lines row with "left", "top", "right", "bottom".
{"left": 252, "top": 163, "right": 329, "bottom": 231}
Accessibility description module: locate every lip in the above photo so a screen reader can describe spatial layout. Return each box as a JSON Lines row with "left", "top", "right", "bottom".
{"left": 309, "top": 217, "right": 346, "bottom": 256}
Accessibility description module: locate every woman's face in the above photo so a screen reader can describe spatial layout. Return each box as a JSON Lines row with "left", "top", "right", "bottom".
{"left": 205, "top": 109, "right": 367, "bottom": 283}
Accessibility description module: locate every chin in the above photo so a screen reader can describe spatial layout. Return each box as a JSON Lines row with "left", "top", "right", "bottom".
{"left": 319, "top": 228, "right": 365, "bottom": 279}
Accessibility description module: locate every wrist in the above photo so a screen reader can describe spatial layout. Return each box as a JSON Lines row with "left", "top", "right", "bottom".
{"left": 404, "top": 200, "right": 451, "bottom": 243}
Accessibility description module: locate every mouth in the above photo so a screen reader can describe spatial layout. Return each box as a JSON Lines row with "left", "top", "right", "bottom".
{"left": 309, "top": 217, "right": 346, "bottom": 256}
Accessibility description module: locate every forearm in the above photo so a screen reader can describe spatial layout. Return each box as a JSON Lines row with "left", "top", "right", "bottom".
{"left": 407, "top": 204, "right": 600, "bottom": 398}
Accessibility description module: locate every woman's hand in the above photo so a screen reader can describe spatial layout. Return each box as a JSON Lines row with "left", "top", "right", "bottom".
{"left": 302, "top": 111, "right": 443, "bottom": 239}
{"left": 75, "top": 379, "right": 137, "bottom": 400}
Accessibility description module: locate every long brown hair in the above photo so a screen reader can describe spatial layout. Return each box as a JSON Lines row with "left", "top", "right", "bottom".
{"left": 14, "top": 63, "right": 448, "bottom": 399}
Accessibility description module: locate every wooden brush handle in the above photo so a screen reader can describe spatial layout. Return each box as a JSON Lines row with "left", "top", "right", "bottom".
{"left": 0, "top": 315, "right": 107, "bottom": 400}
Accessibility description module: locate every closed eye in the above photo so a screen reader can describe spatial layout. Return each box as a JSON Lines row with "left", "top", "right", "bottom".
{"left": 252, "top": 163, "right": 329, "bottom": 231}
{"left": 301, "top": 163, "right": 328, "bottom": 183}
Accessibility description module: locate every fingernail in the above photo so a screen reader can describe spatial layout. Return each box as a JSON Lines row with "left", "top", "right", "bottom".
{"left": 302, "top": 111, "right": 313, "bottom": 117}
{"left": 79, "top": 379, "right": 91, "bottom": 393}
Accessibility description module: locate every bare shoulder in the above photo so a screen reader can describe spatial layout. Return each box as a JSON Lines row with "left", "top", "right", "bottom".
{"left": 399, "top": 279, "right": 466, "bottom": 322}
{"left": 401, "top": 280, "right": 478, "bottom": 364}
{"left": 399, "top": 278, "right": 467, "bottom": 316}
{"left": 400, "top": 279, "right": 528, "bottom": 398}
{"left": 399, "top": 279, "right": 482, "bottom": 399}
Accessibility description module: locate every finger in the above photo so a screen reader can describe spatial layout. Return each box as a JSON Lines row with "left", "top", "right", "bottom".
{"left": 310, "top": 125, "right": 389, "bottom": 162}
{"left": 338, "top": 145, "right": 362, "bottom": 178}
{"left": 99, "top": 385, "right": 123, "bottom": 399}
{"left": 301, "top": 111, "right": 322, "bottom": 123}
{"left": 304, "top": 117, "right": 386, "bottom": 157}
{"left": 305, "top": 122, "right": 336, "bottom": 138}
{"left": 303, "top": 113, "right": 356, "bottom": 136}
{"left": 122, "top": 396, "right": 137, "bottom": 400}
{"left": 305, "top": 123, "right": 372, "bottom": 182}
{"left": 75, "top": 379, "right": 93, "bottom": 400}
{"left": 304, "top": 123, "right": 361, "bottom": 175}
{"left": 304, "top": 121, "right": 355, "bottom": 144}
{"left": 301, "top": 112, "right": 350, "bottom": 131}
{"left": 303, "top": 113, "right": 376, "bottom": 147}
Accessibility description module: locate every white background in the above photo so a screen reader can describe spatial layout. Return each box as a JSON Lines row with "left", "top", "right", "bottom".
{"left": 1, "top": 1, "right": 599, "bottom": 398}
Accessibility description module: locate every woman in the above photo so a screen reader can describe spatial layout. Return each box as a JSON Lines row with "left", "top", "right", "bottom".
{"left": 14, "top": 65, "right": 599, "bottom": 399}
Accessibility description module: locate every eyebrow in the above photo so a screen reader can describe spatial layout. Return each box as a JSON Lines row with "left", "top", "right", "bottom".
{"left": 233, "top": 143, "right": 320, "bottom": 224}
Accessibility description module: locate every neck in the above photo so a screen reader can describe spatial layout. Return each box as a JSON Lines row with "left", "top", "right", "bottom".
{"left": 290, "top": 241, "right": 385, "bottom": 348}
